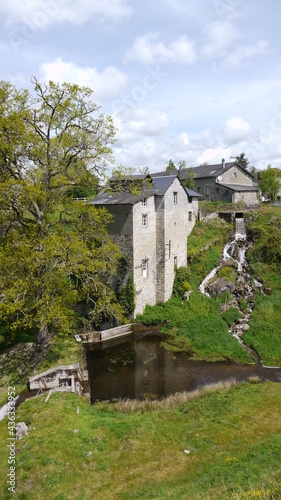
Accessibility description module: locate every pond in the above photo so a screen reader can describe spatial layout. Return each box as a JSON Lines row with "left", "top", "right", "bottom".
{"left": 86, "top": 330, "right": 281, "bottom": 403}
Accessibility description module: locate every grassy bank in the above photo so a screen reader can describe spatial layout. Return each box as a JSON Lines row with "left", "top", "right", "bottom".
{"left": 243, "top": 206, "right": 281, "bottom": 366}
{"left": 0, "top": 381, "right": 280, "bottom": 499}
{"left": 138, "top": 217, "right": 252, "bottom": 363}
{"left": 0, "top": 336, "right": 83, "bottom": 406}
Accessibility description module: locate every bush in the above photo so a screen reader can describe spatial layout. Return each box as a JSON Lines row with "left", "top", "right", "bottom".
{"left": 173, "top": 267, "right": 192, "bottom": 296}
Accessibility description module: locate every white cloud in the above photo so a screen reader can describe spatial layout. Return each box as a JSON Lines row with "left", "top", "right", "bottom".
{"left": 125, "top": 32, "right": 197, "bottom": 65}
{"left": 39, "top": 58, "right": 127, "bottom": 102}
{"left": 202, "top": 21, "right": 240, "bottom": 59}
{"left": 1, "top": 0, "right": 131, "bottom": 27}
{"left": 225, "top": 40, "right": 270, "bottom": 68}
{"left": 223, "top": 117, "right": 251, "bottom": 144}
{"left": 197, "top": 148, "right": 231, "bottom": 166}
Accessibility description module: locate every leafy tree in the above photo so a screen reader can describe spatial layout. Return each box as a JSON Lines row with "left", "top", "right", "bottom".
{"left": 259, "top": 164, "right": 280, "bottom": 202}
{"left": 0, "top": 78, "right": 123, "bottom": 344}
{"left": 235, "top": 152, "right": 249, "bottom": 169}
{"left": 165, "top": 159, "right": 177, "bottom": 173}
{"left": 183, "top": 166, "right": 195, "bottom": 190}
{"left": 178, "top": 160, "right": 186, "bottom": 171}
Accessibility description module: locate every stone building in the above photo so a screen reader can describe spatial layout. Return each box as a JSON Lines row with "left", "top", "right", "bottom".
{"left": 184, "top": 159, "right": 259, "bottom": 207}
{"left": 92, "top": 174, "right": 199, "bottom": 316}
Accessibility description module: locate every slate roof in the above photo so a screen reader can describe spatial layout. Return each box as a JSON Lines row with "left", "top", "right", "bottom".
{"left": 185, "top": 187, "right": 202, "bottom": 198}
{"left": 192, "top": 162, "right": 236, "bottom": 178}
{"left": 218, "top": 182, "right": 259, "bottom": 192}
{"left": 92, "top": 175, "right": 180, "bottom": 205}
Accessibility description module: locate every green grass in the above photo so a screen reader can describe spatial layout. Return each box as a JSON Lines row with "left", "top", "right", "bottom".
{"left": 0, "top": 382, "right": 280, "bottom": 499}
{"left": 243, "top": 291, "right": 281, "bottom": 366}
{"left": 139, "top": 295, "right": 251, "bottom": 363}
{"left": 243, "top": 207, "right": 281, "bottom": 366}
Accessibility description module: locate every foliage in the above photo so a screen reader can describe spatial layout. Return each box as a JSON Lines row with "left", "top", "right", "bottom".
{"left": 221, "top": 307, "right": 241, "bottom": 327}
{"left": 259, "top": 164, "right": 280, "bottom": 202}
{"left": 0, "top": 78, "right": 123, "bottom": 343}
{"left": 243, "top": 291, "right": 281, "bottom": 366}
{"left": 217, "top": 265, "right": 237, "bottom": 283}
{"left": 118, "top": 274, "right": 136, "bottom": 318}
{"left": 235, "top": 152, "right": 250, "bottom": 169}
{"left": 165, "top": 159, "right": 177, "bottom": 173}
{"left": 183, "top": 166, "right": 195, "bottom": 189}
{"left": 244, "top": 207, "right": 281, "bottom": 365}
{"left": 1, "top": 383, "right": 280, "bottom": 498}
{"left": 173, "top": 266, "right": 192, "bottom": 296}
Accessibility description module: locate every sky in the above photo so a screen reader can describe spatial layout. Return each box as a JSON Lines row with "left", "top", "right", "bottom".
{"left": 1, "top": 0, "right": 281, "bottom": 173}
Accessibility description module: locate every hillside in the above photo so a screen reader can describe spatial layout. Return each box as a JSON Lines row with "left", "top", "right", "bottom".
{"left": 0, "top": 205, "right": 280, "bottom": 499}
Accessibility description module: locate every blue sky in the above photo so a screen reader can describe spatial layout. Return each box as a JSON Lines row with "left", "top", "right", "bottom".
{"left": 1, "top": 0, "right": 281, "bottom": 172}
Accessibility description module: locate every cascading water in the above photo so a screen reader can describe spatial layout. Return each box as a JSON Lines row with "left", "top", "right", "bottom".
{"left": 200, "top": 216, "right": 247, "bottom": 296}
{"left": 199, "top": 215, "right": 263, "bottom": 361}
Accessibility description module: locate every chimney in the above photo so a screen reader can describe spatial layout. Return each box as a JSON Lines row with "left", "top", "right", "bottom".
{"left": 222, "top": 158, "right": 225, "bottom": 169}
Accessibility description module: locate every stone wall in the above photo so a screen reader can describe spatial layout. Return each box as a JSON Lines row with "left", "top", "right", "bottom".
{"left": 233, "top": 191, "right": 259, "bottom": 205}
{"left": 162, "top": 178, "right": 189, "bottom": 302}
{"left": 133, "top": 195, "right": 157, "bottom": 316}
{"left": 219, "top": 166, "right": 253, "bottom": 186}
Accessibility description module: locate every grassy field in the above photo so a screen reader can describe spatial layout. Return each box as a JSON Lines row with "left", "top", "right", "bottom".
{"left": 243, "top": 206, "right": 281, "bottom": 366}
{"left": 0, "top": 381, "right": 280, "bottom": 499}
{"left": 138, "top": 216, "right": 253, "bottom": 364}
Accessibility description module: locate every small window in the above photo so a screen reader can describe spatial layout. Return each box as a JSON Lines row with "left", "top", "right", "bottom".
{"left": 233, "top": 171, "right": 237, "bottom": 178}
{"left": 173, "top": 192, "right": 178, "bottom": 204}
{"left": 142, "top": 259, "right": 148, "bottom": 278}
{"left": 216, "top": 187, "right": 219, "bottom": 195}
{"left": 174, "top": 256, "right": 177, "bottom": 268}
{"left": 197, "top": 186, "right": 201, "bottom": 193}
{"left": 188, "top": 211, "right": 192, "bottom": 222}
{"left": 206, "top": 185, "right": 209, "bottom": 196}
{"left": 142, "top": 214, "right": 147, "bottom": 227}
{"left": 141, "top": 198, "right": 147, "bottom": 207}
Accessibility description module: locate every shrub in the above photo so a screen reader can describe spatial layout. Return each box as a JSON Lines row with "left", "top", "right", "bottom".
{"left": 173, "top": 267, "right": 192, "bottom": 296}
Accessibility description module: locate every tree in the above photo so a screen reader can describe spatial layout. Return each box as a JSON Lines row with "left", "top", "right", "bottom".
{"left": 166, "top": 159, "right": 177, "bottom": 173}
{"left": 235, "top": 153, "right": 249, "bottom": 169}
{"left": 259, "top": 164, "right": 280, "bottom": 202}
{"left": 0, "top": 78, "right": 123, "bottom": 344}
{"left": 183, "top": 167, "right": 195, "bottom": 190}
{"left": 178, "top": 160, "right": 186, "bottom": 171}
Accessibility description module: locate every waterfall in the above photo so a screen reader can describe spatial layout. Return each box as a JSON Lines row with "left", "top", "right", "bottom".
{"left": 199, "top": 215, "right": 246, "bottom": 296}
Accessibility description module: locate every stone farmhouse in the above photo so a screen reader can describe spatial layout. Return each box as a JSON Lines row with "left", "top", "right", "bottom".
{"left": 92, "top": 174, "right": 199, "bottom": 317}
{"left": 182, "top": 159, "right": 259, "bottom": 207}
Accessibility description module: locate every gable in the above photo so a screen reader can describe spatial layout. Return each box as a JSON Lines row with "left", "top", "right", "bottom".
{"left": 218, "top": 165, "right": 253, "bottom": 186}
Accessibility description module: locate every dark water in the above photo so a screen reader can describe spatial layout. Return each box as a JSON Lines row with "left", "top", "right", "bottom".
{"left": 86, "top": 330, "right": 281, "bottom": 403}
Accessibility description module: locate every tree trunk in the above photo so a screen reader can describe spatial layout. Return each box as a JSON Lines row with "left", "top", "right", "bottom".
{"left": 36, "top": 320, "right": 50, "bottom": 346}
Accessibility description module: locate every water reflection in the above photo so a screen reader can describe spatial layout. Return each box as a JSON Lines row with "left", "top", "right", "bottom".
{"left": 86, "top": 330, "right": 281, "bottom": 403}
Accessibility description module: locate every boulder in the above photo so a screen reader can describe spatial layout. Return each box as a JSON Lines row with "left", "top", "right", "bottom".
{"left": 16, "top": 422, "right": 28, "bottom": 440}
{"left": 206, "top": 278, "right": 236, "bottom": 297}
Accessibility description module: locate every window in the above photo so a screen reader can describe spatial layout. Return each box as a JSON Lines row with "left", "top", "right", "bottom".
{"left": 216, "top": 187, "right": 219, "bottom": 195}
{"left": 233, "top": 171, "right": 237, "bottom": 178}
{"left": 174, "top": 256, "right": 177, "bottom": 268}
{"left": 141, "top": 198, "right": 147, "bottom": 207}
{"left": 142, "top": 259, "right": 148, "bottom": 278}
{"left": 142, "top": 214, "right": 147, "bottom": 227}
{"left": 188, "top": 211, "right": 192, "bottom": 222}
{"left": 206, "top": 185, "right": 209, "bottom": 196}
{"left": 197, "top": 186, "right": 200, "bottom": 193}
{"left": 173, "top": 192, "right": 178, "bottom": 204}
